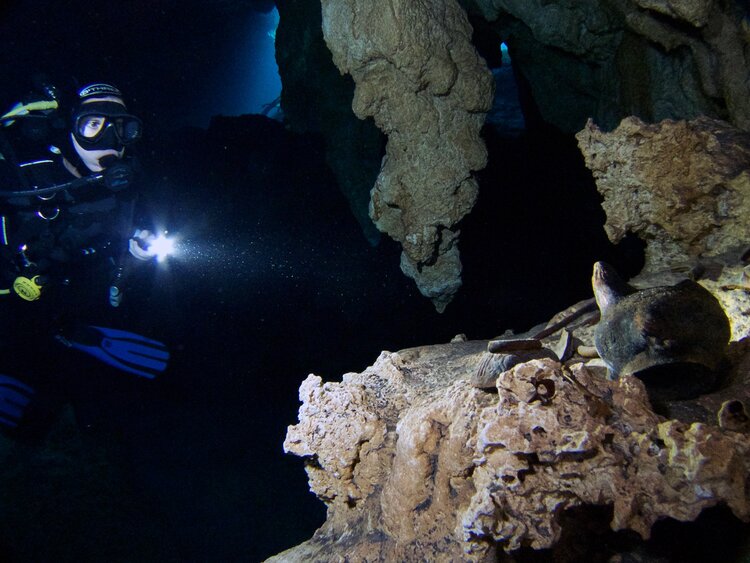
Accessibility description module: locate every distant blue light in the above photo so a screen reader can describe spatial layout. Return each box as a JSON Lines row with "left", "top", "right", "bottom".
{"left": 267, "top": 8, "right": 279, "bottom": 43}
{"left": 241, "top": 7, "right": 281, "bottom": 116}
{"left": 500, "top": 42, "right": 511, "bottom": 65}
{"left": 204, "top": 7, "right": 282, "bottom": 123}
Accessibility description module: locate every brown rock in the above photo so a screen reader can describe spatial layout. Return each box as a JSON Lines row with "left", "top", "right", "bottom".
{"left": 577, "top": 116, "right": 750, "bottom": 274}
{"left": 320, "top": 0, "right": 494, "bottom": 312}
{"left": 633, "top": 0, "right": 714, "bottom": 28}
{"left": 272, "top": 339, "right": 750, "bottom": 561}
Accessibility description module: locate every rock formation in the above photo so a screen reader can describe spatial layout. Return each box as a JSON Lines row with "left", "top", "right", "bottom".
{"left": 271, "top": 268, "right": 750, "bottom": 560}
{"left": 274, "top": 0, "right": 749, "bottom": 311}
{"left": 577, "top": 116, "right": 750, "bottom": 275}
{"left": 266, "top": 2, "right": 750, "bottom": 559}
{"left": 465, "top": 0, "right": 750, "bottom": 133}
{"left": 320, "top": 0, "right": 494, "bottom": 312}
{"left": 270, "top": 107, "right": 750, "bottom": 561}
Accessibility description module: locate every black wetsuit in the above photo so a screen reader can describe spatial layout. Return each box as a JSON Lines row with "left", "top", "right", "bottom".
{"left": 0, "top": 117, "right": 144, "bottom": 440}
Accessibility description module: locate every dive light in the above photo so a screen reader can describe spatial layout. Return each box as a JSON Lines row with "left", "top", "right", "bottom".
{"left": 146, "top": 233, "right": 176, "bottom": 262}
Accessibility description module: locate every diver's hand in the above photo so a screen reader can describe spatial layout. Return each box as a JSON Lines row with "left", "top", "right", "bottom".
{"left": 128, "top": 229, "right": 155, "bottom": 261}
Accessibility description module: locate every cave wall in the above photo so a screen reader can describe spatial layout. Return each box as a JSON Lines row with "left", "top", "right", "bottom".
{"left": 465, "top": 0, "right": 750, "bottom": 133}
{"left": 273, "top": 300, "right": 750, "bottom": 561}
{"left": 268, "top": 3, "right": 750, "bottom": 558}
{"left": 274, "top": 0, "right": 749, "bottom": 311}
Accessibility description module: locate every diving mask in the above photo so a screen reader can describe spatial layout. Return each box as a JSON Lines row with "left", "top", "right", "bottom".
{"left": 72, "top": 101, "right": 142, "bottom": 151}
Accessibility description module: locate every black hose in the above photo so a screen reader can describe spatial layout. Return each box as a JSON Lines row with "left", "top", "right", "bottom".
{"left": 0, "top": 173, "right": 104, "bottom": 198}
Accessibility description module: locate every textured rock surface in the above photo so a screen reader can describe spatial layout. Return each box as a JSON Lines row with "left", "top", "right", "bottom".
{"left": 465, "top": 0, "right": 750, "bottom": 133}
{"left": 271, "top": 278, "right": 750, "bottom": 561}
{"left": 465, "top": 359, "right": 748, "bottom": 552}
{"left": 320, "top": 0, "right": 494, "bottom": 312}
{"left": 577, "top": 116, "right": 750, "bottom": 274}
{"left": 703, "top": 264, "right": 750, "bottom": 341}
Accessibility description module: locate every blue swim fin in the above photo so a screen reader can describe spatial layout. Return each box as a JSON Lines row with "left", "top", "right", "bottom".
{"left": 58, "top": 325, "right": 170, "bottom": 379}
{"left": 0, "top": 374, "right": 35, "bottom": 428}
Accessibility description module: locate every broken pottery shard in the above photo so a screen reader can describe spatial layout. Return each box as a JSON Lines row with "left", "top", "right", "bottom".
{"left": 718, "top": 400, "right": 750, "bottom": 433}
{"left": 592, "top": 261, "right": 730, "bottom": 399}
{"left": 577, "top": 345, "right": 599, "bottom": 357}
{"left": 552, "top": 329, "right": 574, "bottom": 362}
{"left": 472, "top": 352, "right": 521, "bottom": 388}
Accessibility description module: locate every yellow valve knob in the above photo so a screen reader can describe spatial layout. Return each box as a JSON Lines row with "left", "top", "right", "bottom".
{"left": 13, "top": 275, "right": 43, "bottom": 301}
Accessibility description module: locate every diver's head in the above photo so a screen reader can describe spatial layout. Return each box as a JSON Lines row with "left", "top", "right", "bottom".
{"left": 70, "top": 83, "right": 142, "bottom": 172}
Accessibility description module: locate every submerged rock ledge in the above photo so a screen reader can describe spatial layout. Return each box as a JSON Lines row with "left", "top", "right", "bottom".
{"left": 270, "top": 281, "right": 750, "bottom": 562}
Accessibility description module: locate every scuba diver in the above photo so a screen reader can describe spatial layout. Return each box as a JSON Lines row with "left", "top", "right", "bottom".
{"left": 0, "top": 81, "right": 169, "bottom": 434}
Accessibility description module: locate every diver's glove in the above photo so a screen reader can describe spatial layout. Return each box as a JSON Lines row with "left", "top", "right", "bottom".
{"left": 128, "top": 229, "right": 156, "bottom": 261}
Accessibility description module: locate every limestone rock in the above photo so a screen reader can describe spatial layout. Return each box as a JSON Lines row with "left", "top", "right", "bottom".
{"left": 320, "top": 0, "right": 494, "bottom": 312}
{"left": 466, "top": 0, "right": 750, "bottom": 133}
{"left": 702, "top": 265, "right": 750, "bottom": 341}
{"left": 271, "top": 309, "right": 750, "bottom": 561}
{"left": 632, "top": 0, "right": 715, "bottom": 28}
{"left": 472, "top": 0, "right": 621, "bottom": 59}
{"left": 277, "top": 341, "right": 495, "bottom": 561}
{"left": 577, "top": 116, "right": 750, "bottom": 274}
{"left": 623, "top": 0, "right": 750, "bottom": 131}
{"left": 274, "top": 0, "right": 750, "bottom": 313}
{"left": 465, "top": 359, "right": 749, "bottom": 551}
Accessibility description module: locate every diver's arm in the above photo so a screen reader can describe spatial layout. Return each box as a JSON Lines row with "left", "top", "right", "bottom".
{"left": 106, "top": 194, "right": 154, "bottom": 306}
